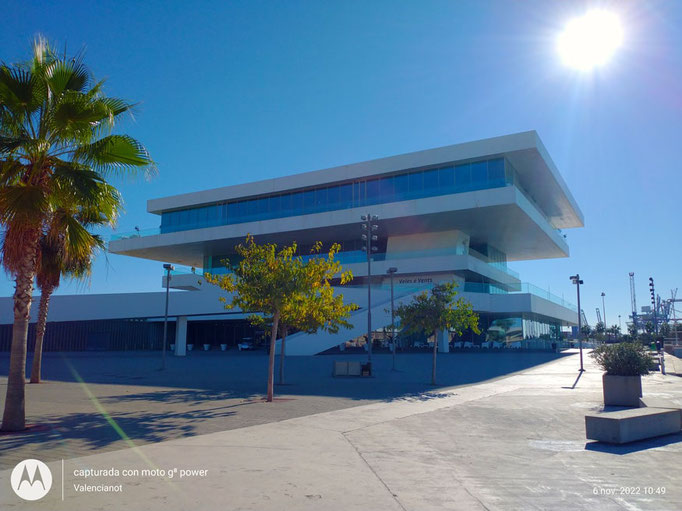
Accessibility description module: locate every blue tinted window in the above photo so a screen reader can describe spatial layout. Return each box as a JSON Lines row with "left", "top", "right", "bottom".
{"left": 314, "top": 187, "right": 327, "bottom": 210}
{"left": 280, "top": 193, "right": 292, "bottom": 212}
{"left": 161, "top": 157, "right": 511, "bottom": 231}
{"left": 327, "top": 185, "right": 340, "bottom": 205}
{"left": 303, "top": 190, "right": 315, "bottom": 212}
{"left": 366, "top": 179, "right": 380, "bottom": 204}
{"left": 379, "top": 176, "right": 395, "bottom": 201}
{"left": 438, "top": 166, "right": 455, "bottom": 189}
{"left": 244, "top": 199, "right": 257, "bottom": 218}
{"left": 471, "top": 161, "right": 487, "bottom": 185}
{"left": 409, "top": 171, "right": 423, "bottom": 195}
{"left": 423, "top": 169, "right": 438, "bottom": 192}
{"left": 487, "top": 158, "right": 504, "bottom": 183}
{"left": 338, "top": 183, "right": 352, "bottom": 206}
{"left": 197, "top": 207, "right": 208, "bottom": 225}
{"left": 291, "top": 191, "right": 304, "bottom": 213}
{"left": 455, "top": 164, "right": 470, "bottom": 188}
{"left": 180, "top": 209, "right": 191, "bottom": 227}
{"left": 268, "top": 195, "right": 280, "bottom": 215}
{"left": 394, "top": 173, "right": 409, "bottom": 198}
{"left": 227, "top": 202, "right": 239, "bottom": 222}
{"left": 354, "top": 181, "right": 364, "bottom": 206}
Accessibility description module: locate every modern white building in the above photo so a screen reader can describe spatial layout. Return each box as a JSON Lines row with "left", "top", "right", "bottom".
{"left": 0, "top": 131, "right": 583, "bottom": 355}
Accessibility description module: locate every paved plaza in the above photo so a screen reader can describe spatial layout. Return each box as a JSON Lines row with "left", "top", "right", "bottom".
{"left": 0, "top": 350, "right": 562, "bottom": 469}
{"left": 1, "top": 350, "right": 681, "bottom": 510}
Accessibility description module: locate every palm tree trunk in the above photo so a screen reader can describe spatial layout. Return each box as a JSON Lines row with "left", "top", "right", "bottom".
{"left": 266, "top": 311, "right": 280, "bottom": 402}
{"left": 278, "top": 330, "right": 287, "bottom": 385}
{"left": 1, "top": 242, "right": 39, "bottom": 431}
{"left": 432, "top": 332, "right": 437, "bottom": 386}
{"left": 30, "top": 286, "right": 53, "bottom": 384}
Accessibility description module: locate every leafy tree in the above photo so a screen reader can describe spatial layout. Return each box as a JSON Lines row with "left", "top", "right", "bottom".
{"left": 627, "top": 322, "right": 639, "bottom": 340}
{"left": 206, "top": 236, "right": 354, "bottom": 401}
{"left": 606, "top": 324, "right": 621, "bottom": 341}
{"left": 594, "top": 321, "right": 606, "bottom": 343}
{"left": 580, "top": 324, "right": 592, "bottom": 341}
{"left": 0, "top": 38, "right": 154, "bottom": 431}
{"left": 396, "top": 281, "right": 479, "bottom": 385}
{"left": 253, "top": 243, "right": 357, "bottom": 384}
{"left": 30, "top": 183, "right": 121, "bottom": 383}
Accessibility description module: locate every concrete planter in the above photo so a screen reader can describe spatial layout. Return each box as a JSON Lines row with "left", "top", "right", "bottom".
{"left": 170, "top": 344, "right": 175, "bottom": 351}
{"left": 602, "top": 374, "right": 642, "bottom": 407}
{"left": 203, "top": 344, "right": 210, "bottom": 351}
{"left": 187, "top": 344, "right": 194, "bottom": 351}
{"left": 220, "top": 344, "right": 227, "bottom": 351}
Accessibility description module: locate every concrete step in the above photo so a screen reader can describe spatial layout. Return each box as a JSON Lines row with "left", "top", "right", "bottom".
{"left": 585, "top": 407, "right": 682, "bottom": 444}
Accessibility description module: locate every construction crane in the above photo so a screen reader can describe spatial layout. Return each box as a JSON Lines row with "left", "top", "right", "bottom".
{"left": 596, "top": 307, "right": 602, "bottom": 325}
{"left": 629, "top": 272, "right": 638, "bottom": 328}
{"left": 580, "top": 309, "right": 589, "bottom": 328}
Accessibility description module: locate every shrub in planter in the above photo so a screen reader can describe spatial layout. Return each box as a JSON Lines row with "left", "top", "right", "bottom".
{"left": 591, "top": 343, "right": 654, "bottom": 407}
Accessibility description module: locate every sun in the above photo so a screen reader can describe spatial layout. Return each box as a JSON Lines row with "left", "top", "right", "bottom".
{"left": 558, "top": 10, "right": 624, "bottom": 70}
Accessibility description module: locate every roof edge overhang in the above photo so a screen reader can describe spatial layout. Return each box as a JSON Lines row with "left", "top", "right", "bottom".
{"left": 146, "top": 131, "right": 583, "bottom": 229}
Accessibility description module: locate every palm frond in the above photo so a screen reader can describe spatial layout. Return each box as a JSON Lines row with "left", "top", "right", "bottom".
{"left": 0, "top": 185, "right": 49, "bottom": 225}
{"left": 0, "top": 66, "right": 41, "bottom": 113}
{"left": 45, "top": 57, "right": 90, "bottom": 95}
{"left": 74, "top": 134, "right": 156, "bottom": 177}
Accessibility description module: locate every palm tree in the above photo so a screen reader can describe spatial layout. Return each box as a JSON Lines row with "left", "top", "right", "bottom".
{"left": 30, "top": 183, "right": 122, "bottom": 383}
{"left": 0, "top": 38, "right": 153, "bottom": 431}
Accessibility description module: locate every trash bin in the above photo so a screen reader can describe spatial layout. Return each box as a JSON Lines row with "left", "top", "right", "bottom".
{"left": 361, "top": 362, "right": 372, "bottom": 377}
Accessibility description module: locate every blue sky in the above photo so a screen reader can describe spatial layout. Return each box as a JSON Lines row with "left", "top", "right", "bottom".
{"left": 1, "top": 0, "right": 680, "bottom": 327}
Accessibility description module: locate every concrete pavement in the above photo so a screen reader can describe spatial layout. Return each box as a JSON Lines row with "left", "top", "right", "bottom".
{"left": 1, "top": 350, "right": 681, "bottom": 510}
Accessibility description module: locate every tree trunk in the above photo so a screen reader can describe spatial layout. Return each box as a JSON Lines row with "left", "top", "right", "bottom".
{"left": 266, "top": 311, "right": 280, "bottom": 402}
{"left": 431, "top": 332, "right": 437, "bottom": 386}
{"left": 278, "top": 329, "right": 287, "bottom": 385}
{"left": 1, "top": 239, "right": 39, "bottom": 431}
{"left": 30, "top": 287, "right": 53, "bottom": 384}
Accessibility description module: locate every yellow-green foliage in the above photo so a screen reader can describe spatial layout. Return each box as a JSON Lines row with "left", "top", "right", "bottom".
{"left": 204, "top": 235, "right": 356, "bottom": 334}
{"left": 396, "top": 281, "right": 480, "bottom": 339}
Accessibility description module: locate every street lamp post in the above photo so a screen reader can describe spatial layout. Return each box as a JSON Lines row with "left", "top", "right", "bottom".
{"left": 361, "top": 214, "right": 378, "bottom": 369}
{"left": 601, "top": 292, "right": 607, "bottom": 339}
{"left": 570, "top": 274, "right": 585, "bottom": 372}
{"left": 161, "top": 263, "right": 175, "bottom": 370}
{"left": 387, "top": 267, "right": 398, "bottom": 371}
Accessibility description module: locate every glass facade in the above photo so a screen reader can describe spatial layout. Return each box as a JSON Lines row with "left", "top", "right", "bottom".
{"left": 160, "top": 158, "right": 509, "bottom": 233}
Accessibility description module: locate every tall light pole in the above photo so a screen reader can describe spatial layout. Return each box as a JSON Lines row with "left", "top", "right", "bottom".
{"left": 570, "top": 274, "right": 585, "bottom": 372}
{"left": 361, "top": 214, "right": 378, "bottom": 369}
{"left": 161, "top": 263, "right": 174, "bottom": 370}
{"left": 601, "top": 292, "right": 607, "bottom": 338}
{"left": 387, "top": 267, "right": 398, "bottom": 371}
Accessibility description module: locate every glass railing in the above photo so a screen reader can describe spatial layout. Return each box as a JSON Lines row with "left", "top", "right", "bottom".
{"left": 292, "top": 247, "right": 519, "bottom": 280}
{"left": 467, "top": 248, "right": 520, "bottom": 279}
{"left": 110, "top": 227, "right": 161, "bottom": 241}
{"left": 463, "top": 282, "right": 577, "bottom": 311}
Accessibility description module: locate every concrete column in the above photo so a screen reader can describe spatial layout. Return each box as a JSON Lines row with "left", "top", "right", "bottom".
{"left": 437, "top": 328, "right": 449, "bottom": 353}
{"left": 175, "top": 316, "right": 188, "bottom": 356}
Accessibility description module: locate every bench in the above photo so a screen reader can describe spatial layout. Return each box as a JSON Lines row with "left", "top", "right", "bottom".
{"left": 333, "top": 361, "right": 365, "bottom": 377}
{"left": 585, "top": 407, "right": 681, "bottom": 444}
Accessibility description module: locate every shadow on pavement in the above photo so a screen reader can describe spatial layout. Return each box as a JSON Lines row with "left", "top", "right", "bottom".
{"left": 1, "top": 351, "right": 569, "bottom": 401}
{"left": 0, "top": 402, "right": 243, "bottom": 454}
{"left": 584, "top": 432, "right": 682, "bottom": 454}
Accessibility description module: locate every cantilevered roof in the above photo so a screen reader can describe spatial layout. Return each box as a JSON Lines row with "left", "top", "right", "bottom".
{"left": 147, "top": 131, "right": 583, "bottom": 229}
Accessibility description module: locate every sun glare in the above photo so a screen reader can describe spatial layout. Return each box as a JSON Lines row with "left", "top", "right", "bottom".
{"left": 558, "top": 10, "right": 623, "bottom": 70}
